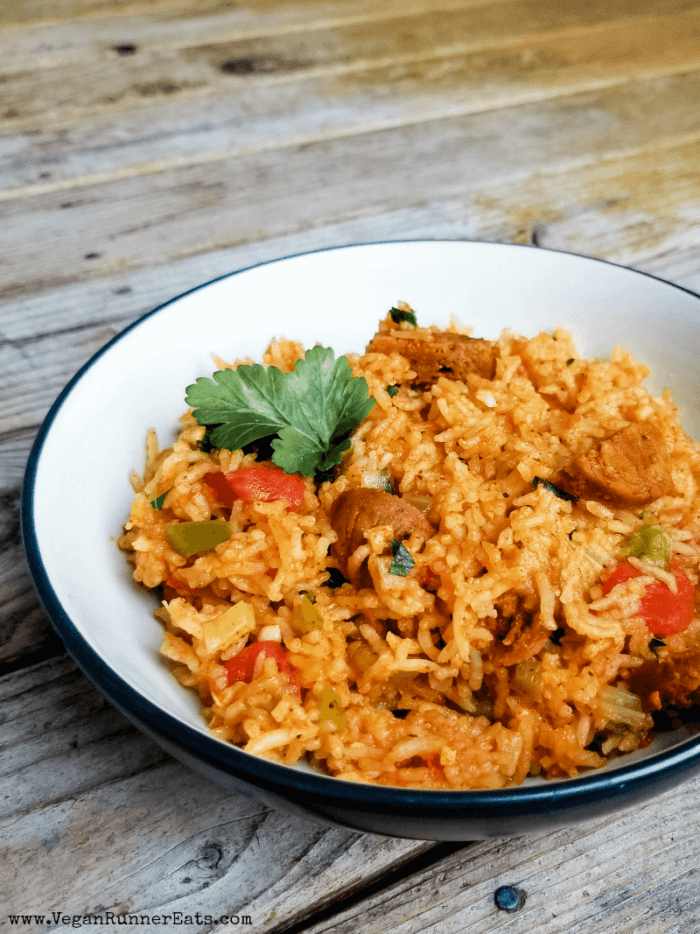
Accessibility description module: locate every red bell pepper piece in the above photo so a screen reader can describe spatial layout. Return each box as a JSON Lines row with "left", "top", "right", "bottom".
{"left": 203, "top": 472, "right": 237, "bottom": 507}
{"left": 224, "top": 641, "right": 299, "bottom": 692}
{"left": 165, "top": 572, "right": 202, "bottom": 594}
{"left": 424, "top": 753, "right": 444, "bottom": 781}
{"left": 205, "top": 467, "right": 306, "bottom": 510}
{"left": 601, "top": 562, "right": 695, "bottom": 636}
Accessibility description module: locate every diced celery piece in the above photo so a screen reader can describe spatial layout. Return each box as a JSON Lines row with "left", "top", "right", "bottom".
{"left": 625, "top": 523, "right": 670, "bottom": 567}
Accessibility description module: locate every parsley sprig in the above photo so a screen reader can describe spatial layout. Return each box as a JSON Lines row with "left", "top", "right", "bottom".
{"left": 389, "top": 306, "right": 417, "bottom": 327}
{"left": 185, "top": 346, "right": 375, "bottom": 477}
{"left": 531, "top": 476, "right": 579, "bottom": 503}
{"left": 150, "top": 489, "right": 170, "bottom": 510}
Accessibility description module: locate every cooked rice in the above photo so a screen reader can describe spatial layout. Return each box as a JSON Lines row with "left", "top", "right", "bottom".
{"left": 119, "top": 318, "right": 700, "bottom": 789}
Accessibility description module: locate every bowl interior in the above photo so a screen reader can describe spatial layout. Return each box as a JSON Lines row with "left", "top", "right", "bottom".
{"left": 28, "top": 241, "right": 700, "bottom": 780}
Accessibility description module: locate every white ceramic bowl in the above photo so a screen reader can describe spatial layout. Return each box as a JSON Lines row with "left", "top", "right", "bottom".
{"left": 22, "top": 241, "right": 700, "bottom": 839}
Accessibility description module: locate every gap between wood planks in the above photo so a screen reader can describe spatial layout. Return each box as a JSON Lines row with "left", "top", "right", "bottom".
{"left": 278, "top": 842, "right": 468, "bottom": 934}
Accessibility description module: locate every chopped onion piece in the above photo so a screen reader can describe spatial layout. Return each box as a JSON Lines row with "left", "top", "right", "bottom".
{"left": 362, "top": 469, "right": 393, "bottom": 493}
{"left": 514, "top": 659, "right": 542, "bottom": 698}
{"left": 257, "top": 624, "right": 282, "bottom": 642}
{"left": 599, "top": 685, "right": 650, "bottom": 728}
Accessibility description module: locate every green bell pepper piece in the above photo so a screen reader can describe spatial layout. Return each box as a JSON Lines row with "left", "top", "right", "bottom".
{"left": 166, "top": 520, "right": 229, "bottom": 558}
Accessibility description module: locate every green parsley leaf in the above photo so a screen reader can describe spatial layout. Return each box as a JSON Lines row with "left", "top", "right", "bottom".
{"left": 185, "top": 346, "right": 375, "bottom": 477}
{"left": 387, "top": 385, "right": 399, "bottom": 397}
{"left": 531, "top": 476, "right": 579, "bottom": 503}
{"left": 150, "top": 489, "right": 171, "bottom": 510}
{"left": 389, "top": 306, "right": 417, "bottom": 327}
{"left": 389, "top": 539, "right": 415, "bottom": 576}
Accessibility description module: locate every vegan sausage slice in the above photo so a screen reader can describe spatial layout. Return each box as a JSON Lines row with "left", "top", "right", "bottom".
{"left": 329, "top": 488, "right": 433, "bottom": 587}
{"left": 558, "top": 422, "right": 673, "bottom": 508}
{"left": 367, "top": 329, "right": 496, "bottom": 383}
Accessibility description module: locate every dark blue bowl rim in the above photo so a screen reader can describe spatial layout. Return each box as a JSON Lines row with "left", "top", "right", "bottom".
{"left": 21, "top": 238, "right": 700, "bottom": 811}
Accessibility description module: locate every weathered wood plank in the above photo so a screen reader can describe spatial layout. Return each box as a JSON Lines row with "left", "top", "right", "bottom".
{"left": 0, "top": 656, "right": 434, "bottom": 926}
{"left": 0, "top": 430, "right": 36, "bottom": 492}
{"left": 2, "top": 61, "right": 700, "bottom": 341}
{"left": 2, "top": 95, "right": 699, "bottom": 426}
{"left": 0, "top": 0, "right": 240, "bottom": 26}
{"left": 3, "top": 2, "right": 700, "bottom": 181}
{"left": 4, "top": 24, "right": 700, "bottom": 198}
{"left": 1, "top": 0, "right": 694, "bottom": 79}
{"left": 0, "top": 323, "right": 126, "bottom": 436}
{"left": 2, "top": 78, "right": 700, "bottom": 302}
{"left": 472, "top": 134, "right": 700, "bottom": 268}
{"left": 0, "top": 531, "right": 64, "bottom": 671}
{"left": 0, "top": 0, "right": 500, "bottom": 30}
{"left": 0, "top": 656, "right": 168, "bottom": 817}
{"left": 298, "top": 778, "right": 700, "bottom": 934}
{"left": 0, "top": 0, "right": 518, "bottom": 73}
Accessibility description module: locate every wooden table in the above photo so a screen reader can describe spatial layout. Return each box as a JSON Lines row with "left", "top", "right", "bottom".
{"left": 3, "top": 1, "right": 700, "bottom": 930}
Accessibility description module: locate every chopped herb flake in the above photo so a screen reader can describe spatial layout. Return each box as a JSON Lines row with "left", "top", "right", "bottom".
{"left": 324, "top": 567, "right": 349, "bottom": 588}
{"left": 387, "top": 385, "right": 399, "bottom": 397}
{"left": 566, "top": 358, "right": 575, "bottom": 366}
{"left": 531, "top": 476, "right": 579, "bottom": 503}
{"left": 186, "top": 346, "right": 375, "bottom": 477}
{"left": 198, "top": 431, "right": 215, "bottom": 453}
{"left": 150, "top": 489, "right": 170, "bottom": 510}
{"left": 389, "top": 305, "right": 417, "bottom": 327}
{"left": 389, "top": 539, "right": 415, "bottom": 576}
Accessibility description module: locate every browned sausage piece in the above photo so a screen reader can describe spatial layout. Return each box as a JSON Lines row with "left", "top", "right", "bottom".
{"left": 330, "top": 488, "right": 434, "bottom": 587}
{"left": 558, "top": 422, "right": 673, "bottom": 508}
{"left": 367, "top": 330, "right": 496, "bottom": 383}
{"left": 492, "top": 596, "right": 549, "bottom": 666}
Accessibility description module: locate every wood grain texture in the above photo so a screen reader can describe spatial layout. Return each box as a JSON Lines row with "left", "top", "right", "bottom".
{"left": 5, "top": 0, "right": 700, "bottom": 126}
{"left": 3, "top": 6, "right": 700, "bottom": 198}
{"left": 298, "top": 782, "right": 700, "bottom": 934}
{"left": 0, "top": 656, "right": 434, "bottom": 926}
{"left": 0, "top": 0, "right": 517, "bottom": 73}
{"left": 0, "top": 0, "right": 501, "bottom": 30}
{"left": 3, "top": 70, "right": 700, "bottom": 301}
